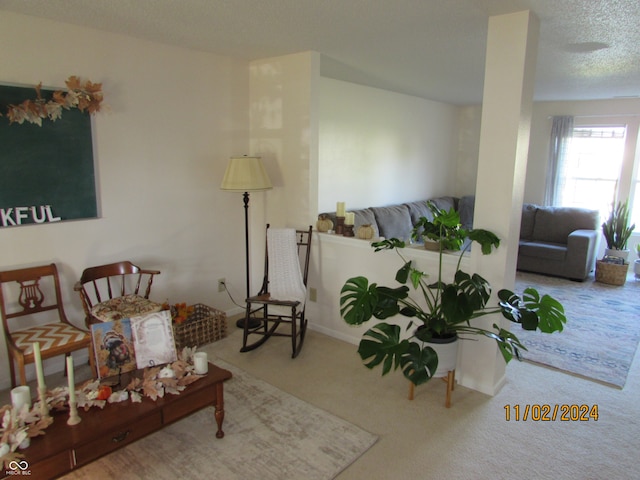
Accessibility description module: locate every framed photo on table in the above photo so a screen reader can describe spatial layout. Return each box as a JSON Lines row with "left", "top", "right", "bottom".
{"left": 91, "top": 319, "right": 137, "bottom": 379}
{"left": 130, "top": 310, "right": 177, "bottom": 369}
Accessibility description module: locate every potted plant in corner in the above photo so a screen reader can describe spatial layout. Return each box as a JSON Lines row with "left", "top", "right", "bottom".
{"left": 339, "top": 202, "right": 567, "bottom": 388}
{"left": 601, "top": 200, "right": 635, "bottom": 262}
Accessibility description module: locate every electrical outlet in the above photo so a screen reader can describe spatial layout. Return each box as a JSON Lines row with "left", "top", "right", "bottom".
{"left": 217, "top": 278, "right": 226, "bottom": 293}
{"left": 309, "top": 287, "right": 317, "bottom": 302}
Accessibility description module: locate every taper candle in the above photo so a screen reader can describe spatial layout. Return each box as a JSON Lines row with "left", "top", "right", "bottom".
{"left": 33, "top": 342, "right": 45, "bottom": 390}
{"left": 66, "top": 356, "right": 76, "bottom": 406}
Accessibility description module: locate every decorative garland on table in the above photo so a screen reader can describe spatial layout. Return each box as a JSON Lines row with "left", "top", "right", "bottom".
{"left": 0, "top": 347, "right": 203, "bottom": 468}
{"left": 1, "top": 76, "right": 104, "bottom": 126}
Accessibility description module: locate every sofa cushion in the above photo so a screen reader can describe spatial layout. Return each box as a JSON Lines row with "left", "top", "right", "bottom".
{"left": 520, "top": 204, "right": 537, "bottom": 239}
{"left": 428, "top": 196, "right": 457, "bottom": 213}
{"left": 91, "top": 294, "right": 163, "bottom": 322}
{"left": 532, "top": 206, "right": 599, "bottom": 244}
{"left": 371, "top": 204, "right": 413, "bottom": 240}
{"left": 518, "top": 241, "right": 567, "bottom": 262}
{"left": 404, "top": 200, "right": 432, "bottom": 225}
{"left": 458, "top": 195, "right": 475, "bottom": 230}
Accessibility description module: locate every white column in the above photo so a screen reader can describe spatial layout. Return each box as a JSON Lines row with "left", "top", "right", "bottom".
{"left": 457, "top": 11, "right": 540, "bottom": 395}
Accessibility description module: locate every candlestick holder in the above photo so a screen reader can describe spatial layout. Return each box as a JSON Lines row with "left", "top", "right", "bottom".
{"left": 343, "top": 224, "right": 355, "bottom": 237}
{"left": 67, "top": 400, "right": 81, "bottom": 425}
{"left": 335, "top": 216, "right": 345, "bottom": 235}
{"left": 38, "top": 386, "right": 50, "bottom": 418}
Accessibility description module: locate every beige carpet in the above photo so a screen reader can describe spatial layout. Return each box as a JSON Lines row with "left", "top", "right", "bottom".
{"left": 60, "top": 360, "right": 377, "bottom": 480}
{"left": 3, "top": 323, "right": 638, "bottom": 479}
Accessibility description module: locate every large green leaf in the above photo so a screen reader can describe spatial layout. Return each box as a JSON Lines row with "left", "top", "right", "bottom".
{"left": 467, "top": 229, "right": 501, "bottom": 255}
{"left": 440, "top": 284, "right": 474, "bottom": 325}
{"left": 522, "top": 288, "right": 566, "bottom": 333}
{"left": 454, "top": 271, "right": 491, "bottom": 311}
{"left": 357, "top": 323, "right": 409, "bottom": 375}
{"left": 399, "top": 342, "right": 438, "bottom": 386}
{"left": 395, "top": 261, "right": 412, "bottom": 284}
{"left": 372, "top": 238, "right": 405, "bottom": 251}
{"left": 340, "top": 276, "right": 378, "bottom": 325}
{"left": 373, "top": 286, "right": 408, "bottom": 319}
{"left": 497, "top": 288, "right": 566, "bottom": 333}
{"left": 483, "top": 324, "right": 528, "bottom": 363}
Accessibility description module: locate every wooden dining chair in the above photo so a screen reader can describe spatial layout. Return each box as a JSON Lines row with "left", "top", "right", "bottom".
{"left": 0, "top": 263, "right": 94, "bottom": 387}
{"left": 74, "top": 260, "right": 162, "bottom": 327}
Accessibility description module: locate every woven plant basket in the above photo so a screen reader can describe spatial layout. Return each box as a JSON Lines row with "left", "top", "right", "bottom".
{"left": 595, "top": 260, "right": 629, "bottom": 286}
{"left": 173, "top": 304, "right": 228, "bottom": 350}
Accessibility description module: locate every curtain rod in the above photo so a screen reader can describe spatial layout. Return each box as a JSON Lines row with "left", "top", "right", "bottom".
{"left": 547, "top": 113, "right": 640, "bottom": 119}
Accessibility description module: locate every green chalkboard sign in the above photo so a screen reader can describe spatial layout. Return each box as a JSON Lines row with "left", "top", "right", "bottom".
{"left": 0, "top": 84, "right": 98, "bottom": 228}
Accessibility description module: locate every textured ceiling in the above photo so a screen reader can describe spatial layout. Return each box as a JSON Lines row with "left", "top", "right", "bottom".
{"left": 1, "top": 0, "right": 639, "bottom": 104}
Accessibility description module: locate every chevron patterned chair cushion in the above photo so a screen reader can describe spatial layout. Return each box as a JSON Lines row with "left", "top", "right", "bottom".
{"left": 11, "top": 322, "right": 89, "bottom": 354}
{"left": 91, "top": 294, "right": 163, "bottom": 322}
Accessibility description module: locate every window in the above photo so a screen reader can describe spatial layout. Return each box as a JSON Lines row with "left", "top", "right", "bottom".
{"left": 555, "top": 117, "right": 640, "bottom": 232}
{"left": 558, "top": 125, "right": 626, "bottom": 220}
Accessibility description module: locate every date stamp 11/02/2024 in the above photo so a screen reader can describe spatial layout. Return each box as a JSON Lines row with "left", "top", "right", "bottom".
{"left": 504, "top": 404, "right": 599, "bottom": 422}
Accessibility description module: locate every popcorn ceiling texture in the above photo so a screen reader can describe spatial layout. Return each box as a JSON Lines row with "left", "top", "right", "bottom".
{"left": 1, "top": 0, "right": 638, "bottom": 103}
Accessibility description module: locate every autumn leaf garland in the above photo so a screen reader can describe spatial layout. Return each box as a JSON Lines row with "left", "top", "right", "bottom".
{"left": 1, "top": 76, "right": 104, "bottom": 126}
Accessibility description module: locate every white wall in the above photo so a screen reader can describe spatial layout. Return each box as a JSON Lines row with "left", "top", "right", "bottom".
{"left": 0, "top": 12, "right": 249, "bottom": 388}
{"left": 249, "top": 52, "right": 320, "bottom": 229}
{"left": 318, "top": 77, "right": 460, "bottom": 212}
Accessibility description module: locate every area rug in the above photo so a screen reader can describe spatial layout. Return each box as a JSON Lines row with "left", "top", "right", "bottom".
{"left": 514, "top": 271, "right": 640, "bottom": 388}
{"left": 62, "top": 360, "right": 378, "bottom": 480}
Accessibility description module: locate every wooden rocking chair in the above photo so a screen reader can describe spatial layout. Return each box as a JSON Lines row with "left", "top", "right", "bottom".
{"left": 241, "top": 225, "right": 312, "bottom": 358}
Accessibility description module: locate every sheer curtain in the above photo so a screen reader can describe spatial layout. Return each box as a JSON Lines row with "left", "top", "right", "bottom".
{"left": 544, "top": 115, "right": 574, "bottom": 206}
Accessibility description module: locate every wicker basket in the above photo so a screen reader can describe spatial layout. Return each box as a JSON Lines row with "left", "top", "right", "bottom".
{"left": 173, "top": 304, "right": 227, "bottom": 350}
{"left": 595, "top": 260, "right": 629, "bottom": 286}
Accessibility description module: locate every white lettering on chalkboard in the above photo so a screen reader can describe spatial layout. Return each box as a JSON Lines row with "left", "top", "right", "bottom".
{"left": 0, "top": 205, "right": 62, "bottom": 227}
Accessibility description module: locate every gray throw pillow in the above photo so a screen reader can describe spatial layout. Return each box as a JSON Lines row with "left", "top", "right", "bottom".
{"left": 371, "top": 205, "right": 413, "bottom": 241}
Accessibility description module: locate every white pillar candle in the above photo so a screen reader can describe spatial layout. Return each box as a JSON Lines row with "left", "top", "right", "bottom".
{"left": 336, "top": 202, "right": 346, "bottom": 217}
{"left": 10, "top": 386, "right": 31, "bottom": 411}
{"left": 66, "top": 356, "right": 76, "bottom": 405}
{"left": 32, "top": 342, "right": 45, "bottom": 390}
{"left": 345, "top": 212, "right": 355, "bottom": 225}
{"left": 194, "top": 352, "right": 208, "bottom": 374}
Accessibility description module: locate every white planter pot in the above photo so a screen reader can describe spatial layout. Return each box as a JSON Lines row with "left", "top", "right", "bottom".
{"left": 634, "top": 259, "right": 640, "bottom": 279}
{"left": 604, "top": 248, "right": 630, "bottom": 262}
{"left": 427, "top": 336, "right": 459, "bottom": 378}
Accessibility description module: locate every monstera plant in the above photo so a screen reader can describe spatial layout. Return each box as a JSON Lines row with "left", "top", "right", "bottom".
{"left": 339, "top": 203, "right": 567, "bottom": 387}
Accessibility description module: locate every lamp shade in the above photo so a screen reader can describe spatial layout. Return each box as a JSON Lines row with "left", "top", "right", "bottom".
{"left": 220, "top": 156, "right": 272, "bottom": 192}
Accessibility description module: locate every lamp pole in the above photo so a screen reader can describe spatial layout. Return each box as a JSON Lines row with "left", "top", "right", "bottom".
{"left": 243, "top": 191, "right": 251, "bottom": 301}
{"left": 220, "top": 155, "right": 272, "bottom": 329}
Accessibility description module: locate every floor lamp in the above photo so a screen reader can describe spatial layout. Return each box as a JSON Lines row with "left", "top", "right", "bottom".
{"left": 220, "top": 156, "right": 272, "bottom": 328}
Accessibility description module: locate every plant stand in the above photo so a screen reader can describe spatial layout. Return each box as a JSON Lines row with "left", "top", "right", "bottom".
{"left": 408, "top": 369, "right": 456, "bottom": 408}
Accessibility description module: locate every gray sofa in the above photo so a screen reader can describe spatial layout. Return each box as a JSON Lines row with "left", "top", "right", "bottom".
{"left": 518, "top": 204, "right": 600, "bottom": 281}
{"left": 322, "top": 196, "right": 600, "bottom": 281}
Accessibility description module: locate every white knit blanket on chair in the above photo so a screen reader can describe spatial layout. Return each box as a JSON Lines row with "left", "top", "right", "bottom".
{"left": 267, "top": 228, "right": 307, "bottom": 310}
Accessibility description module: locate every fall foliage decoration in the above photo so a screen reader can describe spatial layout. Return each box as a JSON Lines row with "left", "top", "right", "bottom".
{"left": 0, "top": 403, "right": 54, "bottom": 469}
{"left": 163, "top": 302, "right": 195, "bottom": 324}
{"left": 0, "top": 347, "right": 204, "bottom": 467}
{"left": 1, "top": 76, "right": 104, "bottom": 126}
